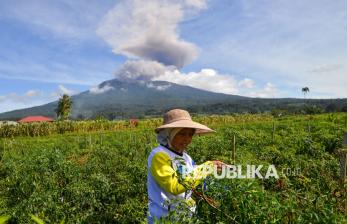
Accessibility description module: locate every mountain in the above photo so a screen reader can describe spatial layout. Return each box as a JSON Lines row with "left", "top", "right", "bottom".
{"left": 0, "top": 79, "right": 346, "bottom": 120}
{"left": 0, "top": 79, "right": 243, "bottom": 120}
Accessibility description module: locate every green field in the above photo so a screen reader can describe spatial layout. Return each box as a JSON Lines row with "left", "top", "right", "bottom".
{"left": 0, "top": 113, "right": 346, "bottom": 223}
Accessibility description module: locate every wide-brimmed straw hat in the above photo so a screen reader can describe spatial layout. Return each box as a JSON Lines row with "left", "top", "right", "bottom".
{"left": 155, "top": 109, "right": 215, "bottom": 134}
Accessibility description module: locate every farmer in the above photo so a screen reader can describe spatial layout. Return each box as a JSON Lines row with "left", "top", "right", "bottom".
{"left": 147, "top": 109, "right": 223, "bottom": 223}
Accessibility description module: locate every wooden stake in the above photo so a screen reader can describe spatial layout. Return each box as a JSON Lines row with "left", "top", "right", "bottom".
{"left": 232, "top": 134, "right": 236, "bottom": 163}
{"left": 272, "top": 122, "right": 276, "bottom": 144}
{"left": 339, "top": 152, "right": 347, "bottom": 186}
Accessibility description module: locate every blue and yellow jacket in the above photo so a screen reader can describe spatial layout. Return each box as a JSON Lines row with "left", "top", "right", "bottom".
{"left": 147, "top": 145, "right": 214, "bottom": 222}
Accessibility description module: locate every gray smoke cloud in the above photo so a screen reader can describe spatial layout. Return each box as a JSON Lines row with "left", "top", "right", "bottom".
{"left": 97, "top": 0, "right": 204, "bottom": 68}
{"left": 123, "top": 34, "right": 197, "bottom": 68}
{"left": 114, "top": 60, "right": 175, "bottom": 82}
{"left": 95, "top": 0, "right": 250, "bottom": 96}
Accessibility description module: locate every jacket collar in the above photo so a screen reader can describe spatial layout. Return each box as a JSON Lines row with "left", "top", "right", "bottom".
{"left": 160, "top": 144, "right": 183, "bottom": 157}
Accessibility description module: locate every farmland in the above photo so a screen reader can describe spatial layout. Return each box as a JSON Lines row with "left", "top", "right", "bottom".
{"left": 0, "top": 113, "right": 346, "bottom": 223}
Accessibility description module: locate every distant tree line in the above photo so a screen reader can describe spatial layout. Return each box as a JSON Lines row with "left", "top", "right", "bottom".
{"left": 75, "top": 99, "right": 347, "bottom": 120}
{"left": 1, "top": 96, "right": 346, "bottom": 121}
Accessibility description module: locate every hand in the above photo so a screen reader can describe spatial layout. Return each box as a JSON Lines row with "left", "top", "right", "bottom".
{"left": 212, "top": 160, "right": 225, "bottom": 172}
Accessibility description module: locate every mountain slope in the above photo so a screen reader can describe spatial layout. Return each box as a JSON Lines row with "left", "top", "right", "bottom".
{"left": 0, "top": 79, "right": 246, "bottom": 120}
{"left": 1, "top": 79, "right": 346, "bottom": 120}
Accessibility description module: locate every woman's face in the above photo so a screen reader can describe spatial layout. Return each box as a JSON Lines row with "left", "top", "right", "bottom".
{"left": 171, "top": 128, "right": 195, "bottom": 153}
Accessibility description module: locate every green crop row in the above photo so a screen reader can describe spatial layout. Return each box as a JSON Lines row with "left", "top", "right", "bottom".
{"left": 0, "top": 113, "right": 278, "bottom": 138}
{"left": 0, "top": 113, "right": 346, "bottom": 223}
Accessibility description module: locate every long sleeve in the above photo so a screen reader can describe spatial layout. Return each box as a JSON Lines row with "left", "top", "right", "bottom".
{"left": 150, "top": 152, "right": 186, "bottom": 195}
{"left": 184, "top": 161, "right": 214, "bottom": 188}
{"left": 150, "top": 152, "right": 214, "bottom": 195}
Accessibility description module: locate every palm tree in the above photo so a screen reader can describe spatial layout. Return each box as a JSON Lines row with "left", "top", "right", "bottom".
{"left": 56, "top": 94, "right": 72, "bottom": 120}
{"left": 302, "top": 87, "right": 310, "bottom": 99}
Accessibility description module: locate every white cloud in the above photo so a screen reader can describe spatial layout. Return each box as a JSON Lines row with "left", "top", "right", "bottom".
{"left": 97, "top": 0, "right": 207, "bottom": 68}
{"left": 0, "top": 84, "right": 83, "bottom": 113}
{"left": 249, "top": 82, "right": 278, "bottom": 98}
{"left": 114, "top": 59, "right": 239, "bottom": 94}
{"left": 146, "top": 82, "right": 172, "bottom": 91}
{"left": 0, "top": 89, "right": 49, "bottom": 112}
{"left": 58, "top": 85, "right": 75, "bottom": 95}
{"left": 89, "top": 84, "right": 114, "bottom": 94}
{"left": 238, "top": 78, "right": 255, "bottom": 89}
{"left": 25, "top": 90, "right": 41, "bottom": 98}
{"left": 6, "top": 90, "right": 42, "bottom": 103}
{"left": 114, "top": 60, "right": 243, "bottom": 95}
{"left": 154, "top": 68, "right": 239, "bottom": 95}
{"left": 50, "top": 85, "right": 78, "bottom": 99}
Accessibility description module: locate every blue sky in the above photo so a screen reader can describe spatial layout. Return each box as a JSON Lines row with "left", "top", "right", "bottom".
{"left": 0, "top": 0, "right": 346, "bottom": 113}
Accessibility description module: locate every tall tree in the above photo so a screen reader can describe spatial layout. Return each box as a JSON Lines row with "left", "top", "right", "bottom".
{"left": 56, "top": 94, "right": 72, "bottom": 120}
{"left": 302, "top": 87, "right": 310, "bottom": 99}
